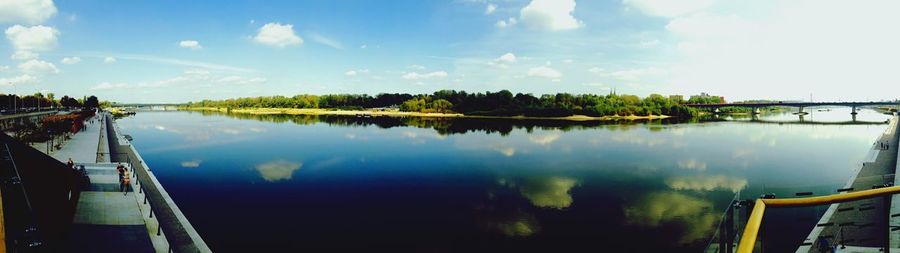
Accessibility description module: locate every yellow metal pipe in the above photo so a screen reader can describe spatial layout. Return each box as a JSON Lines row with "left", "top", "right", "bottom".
{"left": 735, "top": 185, "right": 900, "bottom": 253}
{"left": 763, "top": 185, "right": 900, "bottom": 207}
{"left": 737, "top": 199, "right": 766, "bottom": 253}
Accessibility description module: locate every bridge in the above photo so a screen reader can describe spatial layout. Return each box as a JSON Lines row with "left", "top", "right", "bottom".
{"left": 685, "top": 101, "right": 900, "bottom": 115}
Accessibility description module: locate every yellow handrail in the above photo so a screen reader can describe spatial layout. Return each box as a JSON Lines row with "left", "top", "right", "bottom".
{"left": 736, "top": 185, "right": 900, "bottom": 253}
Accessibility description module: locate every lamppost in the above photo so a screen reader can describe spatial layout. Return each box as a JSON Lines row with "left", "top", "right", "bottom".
{"left": 11, "top": 82, "right": 16, "bottom": 114}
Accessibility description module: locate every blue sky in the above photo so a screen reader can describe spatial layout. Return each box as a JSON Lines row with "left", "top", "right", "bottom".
{"left": 1, "top": 0, "right": 899, "bottom": 103}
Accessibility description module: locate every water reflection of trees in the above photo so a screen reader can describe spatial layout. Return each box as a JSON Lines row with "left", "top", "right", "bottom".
{"left": 192, "top": 110, "right": 696, "bottom": 136}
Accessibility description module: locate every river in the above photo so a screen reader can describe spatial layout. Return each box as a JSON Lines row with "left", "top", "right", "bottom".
{"left": 115, "top": 107, "right": 893, "bottom": 252}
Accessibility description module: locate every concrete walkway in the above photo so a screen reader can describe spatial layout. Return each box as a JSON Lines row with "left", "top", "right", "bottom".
{"left": 50, "top": 114, "right": 104, "bottom": 163}
{"left": 66, "top": 163, "right": 154, "bottom": 253}
{"left": 798, "top": 116, "right": 900, "bottom": 252}
{"left": 47, "top": 112, "right": 157, "bottom": 252}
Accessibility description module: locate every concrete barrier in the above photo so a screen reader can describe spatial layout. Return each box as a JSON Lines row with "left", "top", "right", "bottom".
{"left": 103, "top": 114, "right": 211, "bottom": 253}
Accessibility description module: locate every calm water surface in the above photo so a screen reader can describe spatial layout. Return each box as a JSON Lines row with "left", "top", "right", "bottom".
{"left": 116, "top": 108, "right": 893, "bottom": 252}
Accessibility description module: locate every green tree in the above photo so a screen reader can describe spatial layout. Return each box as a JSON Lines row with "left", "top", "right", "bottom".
{"left": 431, "top": 99, "right": 453, "bottom": 113}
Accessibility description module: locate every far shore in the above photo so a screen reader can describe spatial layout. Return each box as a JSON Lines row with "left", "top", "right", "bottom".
{"left": 180, "top": 107, "right": 673, "bottom": 121}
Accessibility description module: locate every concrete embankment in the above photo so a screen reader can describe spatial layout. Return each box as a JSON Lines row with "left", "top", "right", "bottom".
{"left": 104, "top": 114, "right": 211, "bottom": 253}
{"left": 797, "top": 116, "right": 899, "bottom": 252}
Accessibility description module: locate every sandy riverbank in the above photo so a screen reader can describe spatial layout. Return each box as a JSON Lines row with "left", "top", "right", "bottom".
{"left": 182, "top": 107, "right": 672, "bottom": 121}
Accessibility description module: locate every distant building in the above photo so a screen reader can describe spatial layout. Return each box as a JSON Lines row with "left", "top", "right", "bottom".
{"left": 689, "top": 93, "right": 724, "bottom": 104}
{"left": 689, "top": 93, "right": 710, "bottom": 101}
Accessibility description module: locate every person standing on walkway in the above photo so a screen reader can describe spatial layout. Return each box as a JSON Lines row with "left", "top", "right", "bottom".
{"left": 116, "top": 163, "right": 125, "bottom": 181}
{"left": 121, "top": 167, "right": 131, "bottom": 195}
{"left": 67, "top": 158, "right": 74, "bottom": 169}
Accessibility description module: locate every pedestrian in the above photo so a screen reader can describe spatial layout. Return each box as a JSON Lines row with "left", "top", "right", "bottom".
{"left": 116, "top": 163, "right": 125, "bottom": 180}
{"left": 121, "top": 167, "right": 131, "bottom": 195}
{"left": 67, "top": 158, "right": 74, "bottom": 169}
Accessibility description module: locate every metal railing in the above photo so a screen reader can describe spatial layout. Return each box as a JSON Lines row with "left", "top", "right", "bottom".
{"left": 704, "top": 191, "right": 745, "bottom": 253}
{"left": 736, "top": 185, "right": 900, "bottom": 253}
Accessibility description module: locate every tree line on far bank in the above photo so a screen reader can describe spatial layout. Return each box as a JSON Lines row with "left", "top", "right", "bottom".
{"left": 186, "top": 90, "right": 730, "bottom": 118}
{"left": 0, "top": 93, "right": 101, "bottom": 110}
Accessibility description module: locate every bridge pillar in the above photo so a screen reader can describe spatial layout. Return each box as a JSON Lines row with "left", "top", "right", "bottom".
{"left": 714, "top": 108, "right": 720, "bottom": 114}
{"left": 751, "top": 107, "right": 761, "bottom": 115}
{"left": 851, "top": 106, "right": 859, "bottom": 115}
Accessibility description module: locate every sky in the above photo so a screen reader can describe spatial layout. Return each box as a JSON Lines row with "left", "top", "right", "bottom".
{"left": 0, "top": 0, "right": 899, "bottom": 103}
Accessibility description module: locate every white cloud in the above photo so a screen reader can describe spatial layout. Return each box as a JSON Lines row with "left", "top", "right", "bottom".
{"left": 655, "top": 1, "right": 900, "bottom": 101}
{"left": 216, "top": 76, "right": 266, "bottom": 85}
{"left": 91, "top": 53, "right": 255, "bottom": 72}
{"left": 588, "top": 67, "right": 604, "bottom": 73}
{"left": 489, "top": 52, "right": 517, "bottom": 67}
{"left": 408, "top": 65, "right": 426, "bottom": 70}
{"left": 607, "top": 67, "right": 666, "bottom": 82}
{"left": 90, "top": 82, "right": 128, "bottom": 90}
{"left": 135, "top": 70, "right": 265, "bottom": 89}
{"left": 11, "top": 50, "right": 38, "bottom": 60}
{"left": 402, "top": 71, "right": 448, "bottom": 80}
{"left": 495, "top": 17, "right": 517, "bottom": 28}
{"left": 5, "top": 25, "right": 59, "bottom": 60}
{"left": 527, "top": 66, "right": 562, "bottom": 78}
{"left": 360, "top": 44, "right": 367, "bottom": 49}
{"left": 18, "top": 59, "right": 59, "bottom": 74}
{"left": 183, "top": 68, "right": 209, "bottom": 75}
{"left": 0, "top": 66, "right": 8, "bottom": 72}
{"left": 60, "top": 56, "right": 80, "bottom": 65}
{"left": 254, "top": 22, "right": 302, "bottom": 48}
{"left": 0, "top": 74, "right": 36, "bottom": 86}
{"left": 623, "top": 0, "right": 714, "bottom": 18}
{"left": 0, "top": 0, "right": 57, "bottom": 24}
{"left": 519, "top": 0, "right": 582, "bottom": 31}
{"left": 485, "top": 4, "right": 497, "bottom": 15}
{"left": 179, "top": 40, "right": 202, "bottom": 49}
{"left": 345, "top": 69, "right": 369, "bottom": 77}
{"left": 496, "top": 53, "right": 516, "bottom": 63}
{"left": 104, "top": 57, "right": 116, "bottom": 64}
{"left": 308, "top": 32, "right": 343, "bottom": 49}
{"left": 638, "top": 39, "right": 661, "bottom": 48}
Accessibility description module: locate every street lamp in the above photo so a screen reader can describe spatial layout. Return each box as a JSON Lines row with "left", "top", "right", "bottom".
{"left": 11, "top": 82, "right": 15, "bottom": 114}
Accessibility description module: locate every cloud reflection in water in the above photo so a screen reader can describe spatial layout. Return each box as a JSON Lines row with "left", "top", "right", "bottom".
{"left": 255, "top": 160, "right": 303, "bottom": 182}
{"left": 625, "top": 192, "right": 718, "bottom": 243}
{"left": 500, "top": 176, "right": 578, "bottom": 209}
{"left": 666, "top": 175, "right": 747, "bottom": 193}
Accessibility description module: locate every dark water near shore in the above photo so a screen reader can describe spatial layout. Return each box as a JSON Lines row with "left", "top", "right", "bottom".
{"left": 115, "top": 108, "right": 892, "bottom": 252}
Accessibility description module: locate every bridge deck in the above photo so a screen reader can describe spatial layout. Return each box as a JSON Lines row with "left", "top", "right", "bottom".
{"left": 797, "top": 116, "right": 900, "bottom": 252}
{"left": 686, "top": 102, "right": 900, "bottom": 108}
